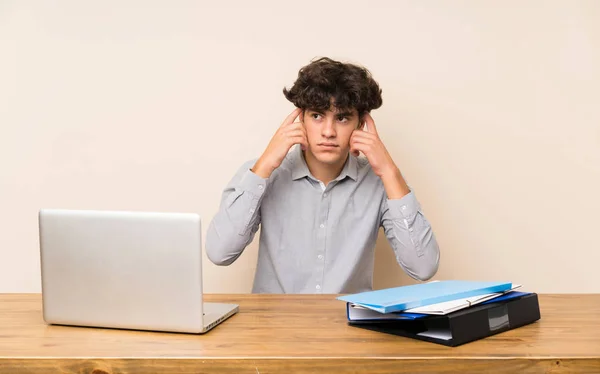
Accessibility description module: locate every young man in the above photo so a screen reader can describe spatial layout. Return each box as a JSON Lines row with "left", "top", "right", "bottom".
{"left": 206, "top": 57, "right": 440, "bottom": 294}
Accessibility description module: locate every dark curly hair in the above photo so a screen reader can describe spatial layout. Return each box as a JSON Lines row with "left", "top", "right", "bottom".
{"left": 283, "top": 57, "right": 383, "bottom": 119}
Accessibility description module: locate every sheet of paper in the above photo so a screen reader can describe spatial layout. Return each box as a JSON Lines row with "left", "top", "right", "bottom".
{"left": 417, "top": 328, "right": 452, "bottom": 340}
{"left": 348, "top": 304, "right": 422, "bottom": 320}
{"left": 405, "top": 298, "right": 469, "bottom": 314}
{"left": 404, "top": 284, "right": 522, "bottom": 315}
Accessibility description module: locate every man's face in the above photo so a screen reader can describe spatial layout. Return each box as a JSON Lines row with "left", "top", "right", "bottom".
{"left": 301, "top": 106, "right": 362, "bottom": 165}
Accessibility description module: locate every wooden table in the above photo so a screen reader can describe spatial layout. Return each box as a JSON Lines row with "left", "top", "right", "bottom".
{"left": 0, "top": 294, "right": 599, "bottom": 373}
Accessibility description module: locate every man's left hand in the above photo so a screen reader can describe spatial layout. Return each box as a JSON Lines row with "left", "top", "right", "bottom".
{"left": 350, "top": 113, "right": 398, "bottom": 178}
{"left": 350, "top": 113, "right": 411, "bottom": 199}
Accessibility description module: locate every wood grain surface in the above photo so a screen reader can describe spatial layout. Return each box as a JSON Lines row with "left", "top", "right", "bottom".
{"left": 0, "top": 293, "right": 599, "bottom": 373}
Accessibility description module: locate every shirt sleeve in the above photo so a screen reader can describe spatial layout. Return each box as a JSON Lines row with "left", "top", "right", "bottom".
{"left": 380, "top": 189, "right": 440, "bottom": 280}
{"left": 205, "top": 160, "right": 268, "bottom": 266}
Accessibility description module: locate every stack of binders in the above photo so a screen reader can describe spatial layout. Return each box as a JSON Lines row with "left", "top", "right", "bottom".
{"left": 337, "top": 280, "right": 541, "bottom": 347}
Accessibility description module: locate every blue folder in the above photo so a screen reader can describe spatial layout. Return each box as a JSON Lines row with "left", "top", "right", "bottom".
{"left": 337, "top": 280, "right": 513, "bottom": 314}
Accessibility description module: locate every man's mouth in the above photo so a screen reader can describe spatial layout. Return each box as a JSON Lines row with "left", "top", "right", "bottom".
{"left": 318, "top": 143, "right": 339, "bottom": 148}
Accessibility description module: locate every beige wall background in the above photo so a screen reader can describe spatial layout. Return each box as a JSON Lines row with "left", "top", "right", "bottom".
{"left": 1, "top": 1, "right": 599, "bottom": 293}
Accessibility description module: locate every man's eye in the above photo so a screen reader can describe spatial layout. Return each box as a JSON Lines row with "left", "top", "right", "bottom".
{"left": 312, "top": 113, "right": 322, "bottom": 120}
{"left": 337, "top": 116, "right": 348, "bottom": 122}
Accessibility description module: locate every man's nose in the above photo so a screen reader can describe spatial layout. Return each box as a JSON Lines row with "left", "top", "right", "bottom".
{"left": 322, "top": 120, "right": 336, "bottom": 138}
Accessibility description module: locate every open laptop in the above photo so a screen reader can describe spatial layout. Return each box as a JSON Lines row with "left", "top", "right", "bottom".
{"left": 38, "top": 209, "right": 238, "bottom": 334}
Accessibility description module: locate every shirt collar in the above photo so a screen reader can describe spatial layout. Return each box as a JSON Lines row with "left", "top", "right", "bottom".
{"left": 291, "top": 145, "right": 358, "bottom": 182}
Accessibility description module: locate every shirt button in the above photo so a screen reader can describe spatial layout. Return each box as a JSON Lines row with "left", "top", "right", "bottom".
{"left": 402, "top": 205, "right": 407, "bottom": 210}
{"left": 318, "top": 255, "right": 323, "bottom": 260}
{"left": 316, "top": 285, "right": 321, "bottom": 290}
{"left": 320, "top": 223, "right": 325, "bottom": 228}
{"left": 249, "top": 208, "right": 255, "bottom": 213}
{"left": 258, "top": 185, "right": 263, "bottom": 190}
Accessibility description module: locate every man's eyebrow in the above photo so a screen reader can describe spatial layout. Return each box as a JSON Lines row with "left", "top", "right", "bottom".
{"left": 335, "top": 111, "right": 355, "bottom": 117}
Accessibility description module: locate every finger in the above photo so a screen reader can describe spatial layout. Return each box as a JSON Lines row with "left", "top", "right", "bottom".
{"left": 282, "top": 108, "right": 303, "bottom": 127}
{"left": 290, "top": 135, "right": 309, "bottom": 150}
{"left": 287, "top": 129, "right": 306, "bottom": 138}
{"left": 351, "top": 131, "right": 377, "bottom": 140}
{"left": 349, "top": 141, "right": 359, "bottom": 157}
{"left": 288, "top": 121, "right": 305, "bottom": 131}
{"left": 363, "top": 112, "right": 378, "bottom": 136}
{"left": 289, "top": 134, "right": 307, "bottom": 143}
{"left": 350, "top": 142, "right": 368, "bottom": 157}
{"left": 291, "top": 123, "right": 308, "bottom": 140}
{"left": 351, "top": 137, "right": 374, "bottom": 146}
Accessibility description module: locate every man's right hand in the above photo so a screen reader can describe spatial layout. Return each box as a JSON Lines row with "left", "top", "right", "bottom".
{"left": 251, "top": 108, "right": 307, "bottom": 179}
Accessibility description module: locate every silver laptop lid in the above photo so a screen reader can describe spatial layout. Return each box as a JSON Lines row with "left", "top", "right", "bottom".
{"left": 39, "top": 209, "right": 204, "bottom": 333}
